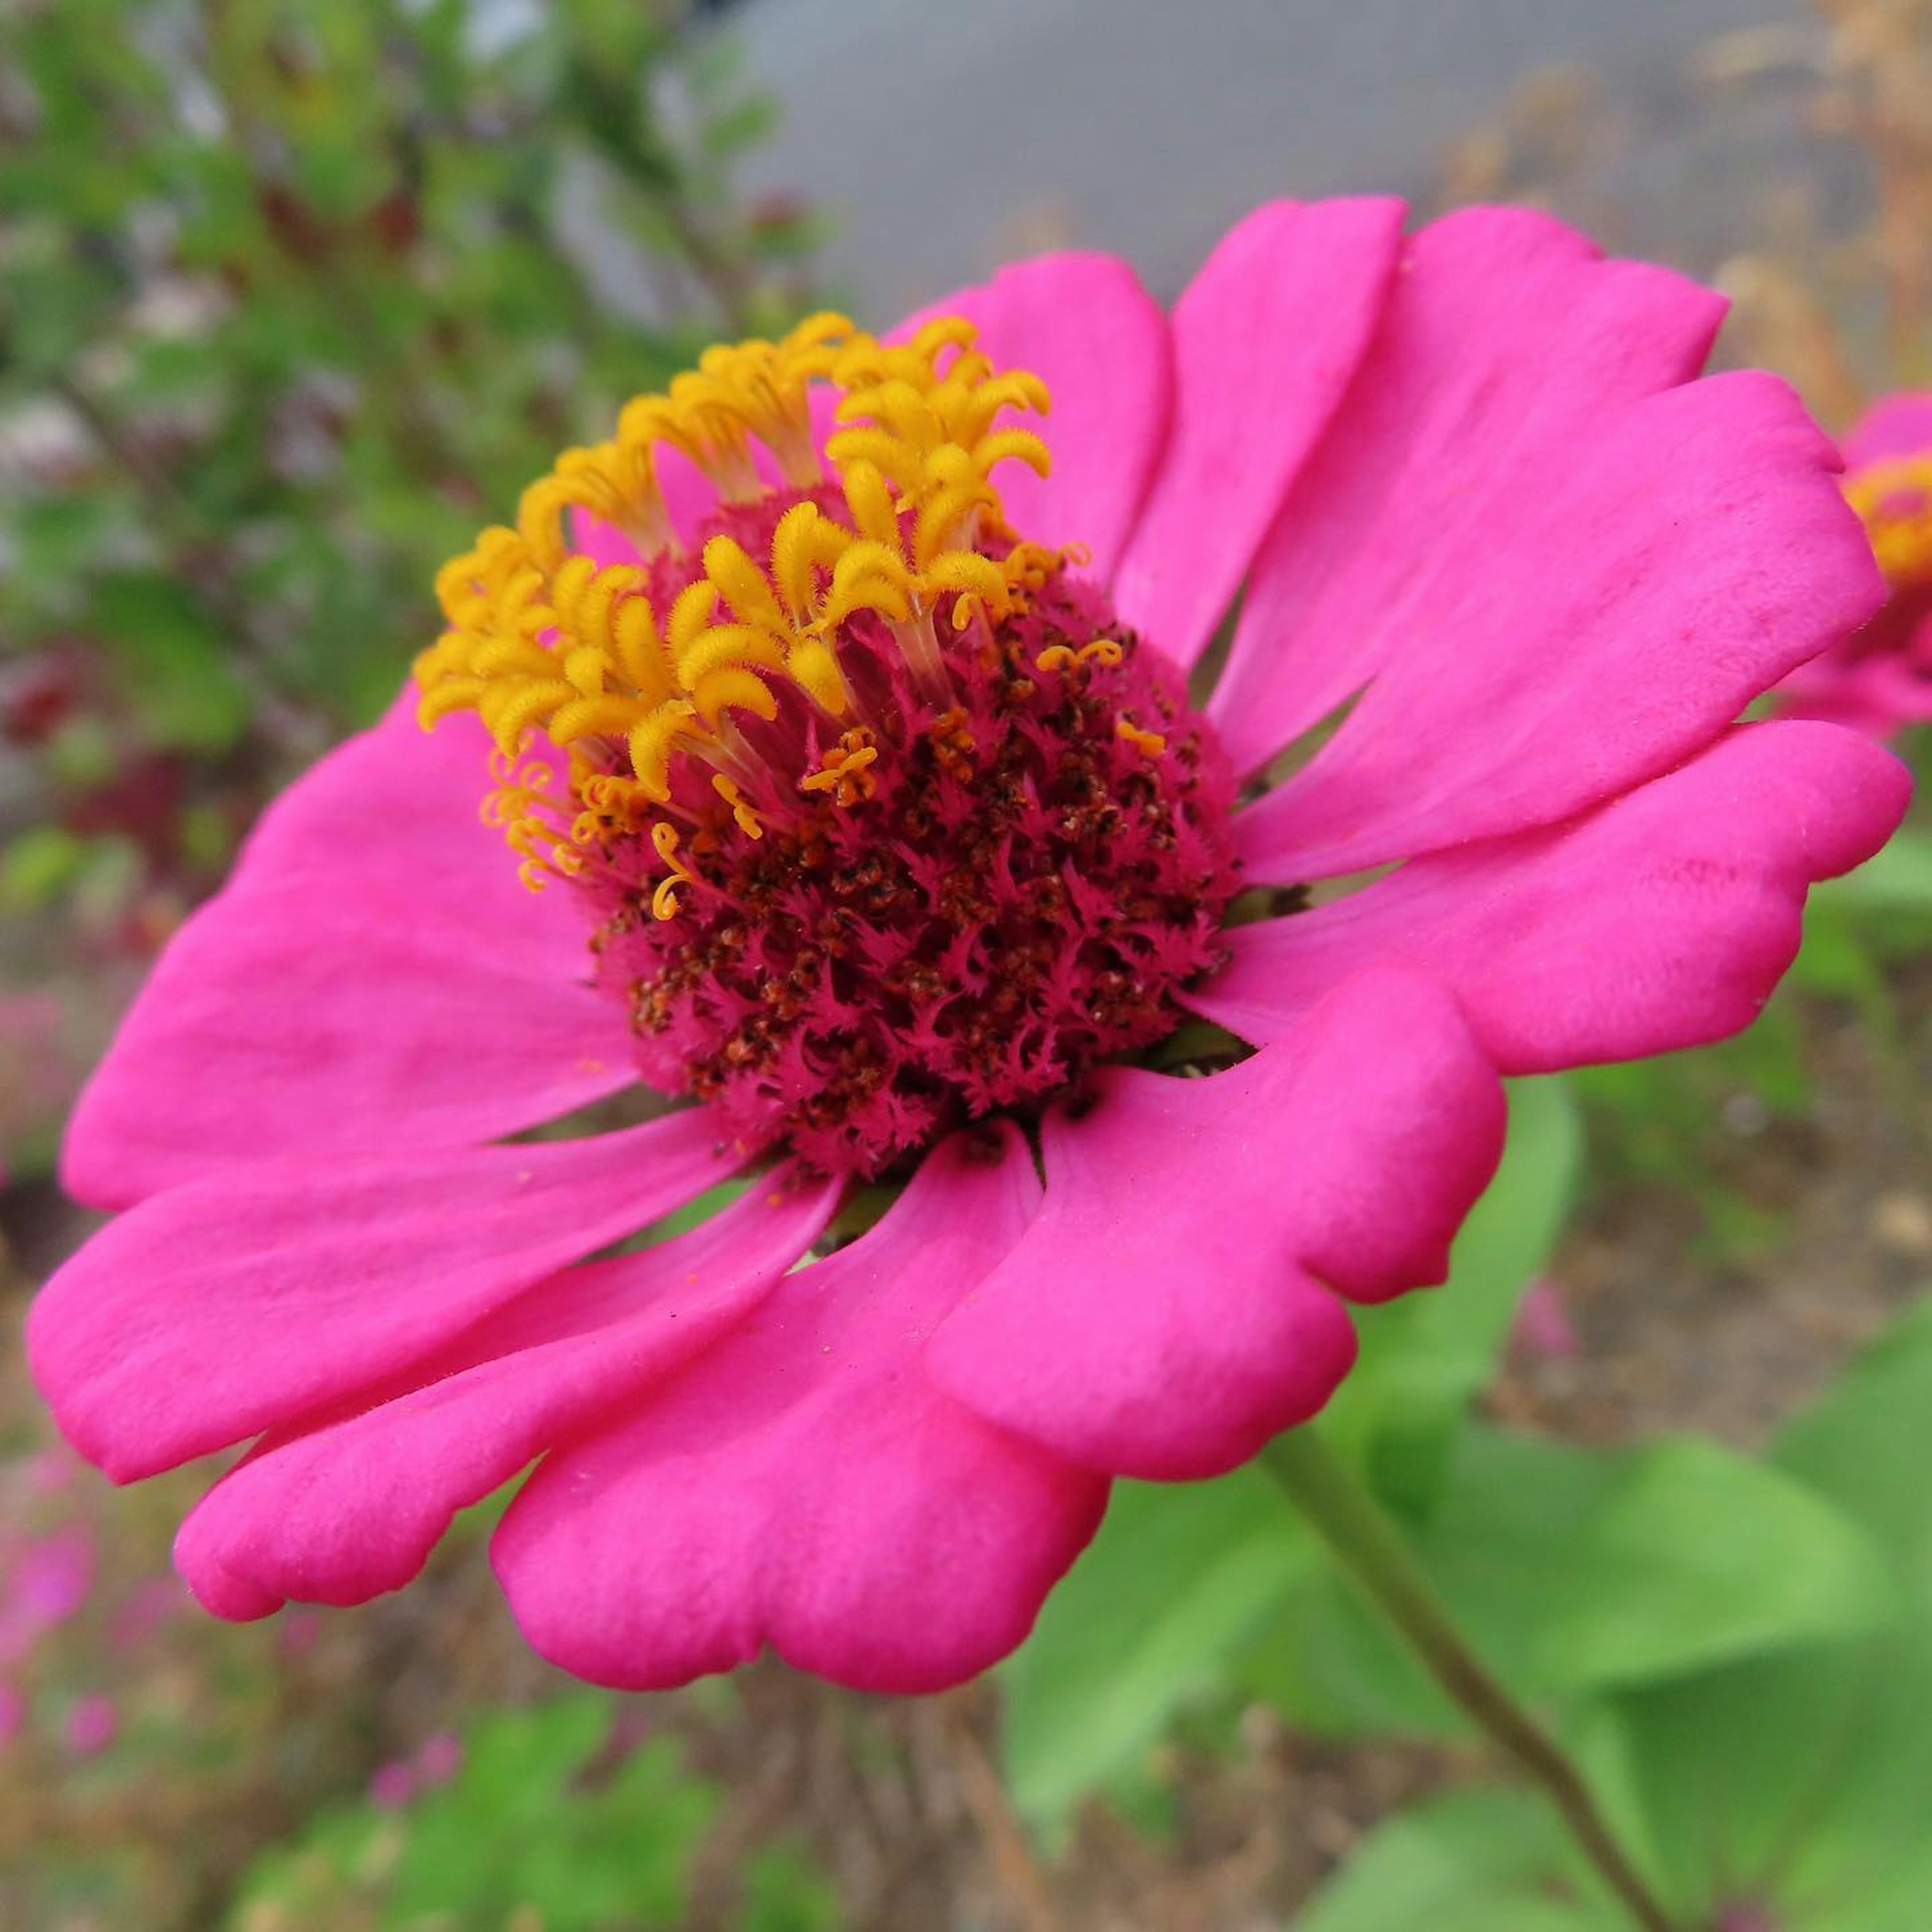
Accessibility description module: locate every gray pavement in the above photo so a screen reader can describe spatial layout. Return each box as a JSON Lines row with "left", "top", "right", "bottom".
{"left": 733, "top": 0, "right": 1800, "bottom": 313}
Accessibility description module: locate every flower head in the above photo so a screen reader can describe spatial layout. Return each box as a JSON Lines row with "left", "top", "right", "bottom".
{"left": 1777, "top": 392, "right": 1932, "bottom": 737}
{"left": 29, "top": 201, "right": 1908, "bottom": 1693}
{"left": 417, "top": 312, "right": 1239, "bottom": 1173}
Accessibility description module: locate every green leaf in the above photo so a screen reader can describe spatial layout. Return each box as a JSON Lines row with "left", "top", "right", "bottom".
{"left": 1428, "top": 1430, "right": 1896, "bottom": 1694}
{"left": 385, "top": 1701, "right": 716, "bottom": 1931}
{"left": 1294, "top": 1787, "right": 1625, "bottom": 1932}
{"left": 1584, "top": 1301, "right": 1932, "bottom": 1930}
{"left": 1240, "top": 1426, "right": 1895, "bottom": 1741}
{"left": 1774, "top": 1295, "right": 1932, "bottom": 1595}
{"left": 226, "top": 1696, "right": 725, "bottom": 1932}
{"left": 1825, "top": 824, "right": 1932, "bottom": 911}
{"left": 999, "top": 1467, "right": 1320, "bottom": 1832}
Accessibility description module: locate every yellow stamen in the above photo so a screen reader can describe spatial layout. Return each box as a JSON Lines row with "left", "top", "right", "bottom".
{"left": 1116, "top": 717, "right": 1167, "bottom": 758}
{"left": 420, "top": 313, "right": 1068, "bottom": 886}
{"left": 799, "top": 728, "right": 880, "bottom": 806}
{"left": 710, "top": 773, "right": 765, "bottom": 838}
{"left": 1036, "top": 636, "right": 1122, "bottom": 674}
{"left": 650, "top": 821, "right": 698, "bottom": 921}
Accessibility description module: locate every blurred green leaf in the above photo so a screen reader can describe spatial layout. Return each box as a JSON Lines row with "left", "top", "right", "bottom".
{"left": 1240, "top": 1427, "right": 1894, "bottom": 1741}
{"left": 229, "top": 1695, "right": 729, "bottom": 1932}
{"left": 999, "top": 1468, "right": 1320, "bottom": 1833}
{"left": 89, "top": 573, "right": 250, "bottom": 754}
{"left": 736, "top": 1839, "right": 843, "bottom": 1932}
{"left": 1775, "top": 1294, "right": 1932, "bottom": 1588}
{"left": 1294, "top": 1787, "right": 1624, "bottom": 1932}
{"left": 1580, "top": 1297, "right": 1932, "bottom": 1930}
{"left": 1, "top": 826, "right": 93, "bottom": 909}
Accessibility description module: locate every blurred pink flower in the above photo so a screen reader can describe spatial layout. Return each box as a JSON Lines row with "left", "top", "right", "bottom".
{"left": 65, "top": 1692, "right": 116, "bottom": 1757}
{"left": 1777, "top": 392, "right": 1932, "bottom": 737}
{"left": 26, "top": 1445, "right": 79, "bottom": 1495}
{"left": 415, "top": 1731, "right": 462, "bottom": 1788}
{"left": 368, "top": 1759, "right": 417, "bottom": 1809}
{"left": 1510, "top": 1278, "right": 1581, "bottom": 1361}
{"left": 28, "top": 202, "right": 1908, "bottom": 1695}
{"left": 1, "top": 1524, "right": 96, "bottom": 1661}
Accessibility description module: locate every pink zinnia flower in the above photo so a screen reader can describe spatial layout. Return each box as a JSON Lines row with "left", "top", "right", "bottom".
{"left": 27, "top": 202, "right": 1907, "bottom": 1693}
{"left": 1777, "top": 391, "right": 1932, "bottom": 737}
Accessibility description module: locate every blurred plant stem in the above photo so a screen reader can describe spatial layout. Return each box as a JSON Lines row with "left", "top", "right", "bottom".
{"left": 1259, "top": 1427, "right": 1680, "bottom": 1932}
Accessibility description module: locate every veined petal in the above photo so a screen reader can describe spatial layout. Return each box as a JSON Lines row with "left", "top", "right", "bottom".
{"left": 176, "top": 1171, "right": 838, "bottom": 1615}
{"left": 1235, "top": 368, "right": 1881, "bottom": 881}
{"left": 63, "top": 693, "right": 630, "bottom": 1209}
{"left": 1110, "top": 196, "right": 1405, "bottom": 669}
{"left": 1209, "top": 207, "right": 1730, "bottom": 777}
{"left": 30, "top": 1110, "right": 739, "bottom": 1482}
{"left": 1193, "top": 723, "right": 1909, "bottom": 1073}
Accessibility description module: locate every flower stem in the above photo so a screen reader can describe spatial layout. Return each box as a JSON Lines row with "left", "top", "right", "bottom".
{"left": 1257, "top": 1427, "right": 1678, "bottom": 1932}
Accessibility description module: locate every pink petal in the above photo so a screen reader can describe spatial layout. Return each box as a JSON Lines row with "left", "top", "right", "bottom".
{"left": 64, "top": 693, "right": 629, "bottom": 1209}
{"left": 30, "top": 1111, "right": 739, "bottom": 1483}
{"left": 1110, "top": 197, "right": 1405, "bottom": 670}
{"left": 927, "top": 971, "right": 1505, "bottom": 1482}
{"left": 492, "top": 1128, "right": 1107, "bottom": 1694}
{"left": 1209, "top": 208, "right": 1729, "bottom": 775}
{"left": 894, "top": 254, "right": 1171, "bottom": 584}
{"left": 1193, "top": 723, "right": 1908, "bottom": 1073}
{"left": 175, "top": 1171, "right": 837, "bottom": 1615}
{"left": 64, "top": 878, "right": 635, "bottom": 1212}
{"left": 1235, "top": 368, "right": 1883, "bottom": 881}
{"left": 230, "top": 691, "right": 572, "bottom": 965}
{"left": 1777, "top": 650, "right": 1932, "bottom": 736}
{"left": 1842, "top": 391, "right": 1932, "bottom": 470}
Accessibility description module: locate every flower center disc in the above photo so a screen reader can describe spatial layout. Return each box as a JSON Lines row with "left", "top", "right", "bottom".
{"left": 419, "top": 314, "right": 1242, "bottom": 1176}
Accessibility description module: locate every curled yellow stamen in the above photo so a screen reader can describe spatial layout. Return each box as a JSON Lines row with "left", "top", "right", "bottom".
{"left": 710, "top": 773, "right": 765, "bottom": 839}
{"left": 1036, "top": 637, "right": 1122, "bottom": 674}
{"left": 650, "top": 821, "right": 697, "bottom": 921}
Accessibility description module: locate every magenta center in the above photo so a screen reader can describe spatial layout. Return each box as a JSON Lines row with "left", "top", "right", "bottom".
{"left": 572, "top": 491, "right": 1243, "bottom": 1177}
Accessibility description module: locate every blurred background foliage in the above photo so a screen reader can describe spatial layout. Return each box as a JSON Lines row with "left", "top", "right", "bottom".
{"left": 0, "top": 0, "right": 816, "bottom": 1171}
{"left": 9, "top": 1, "right": 1932, "bottom": 1929}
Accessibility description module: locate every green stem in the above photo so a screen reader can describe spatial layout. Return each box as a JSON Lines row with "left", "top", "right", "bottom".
{"left": 1258, "top": 1428, "right": 1679, "bottom": 1932}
